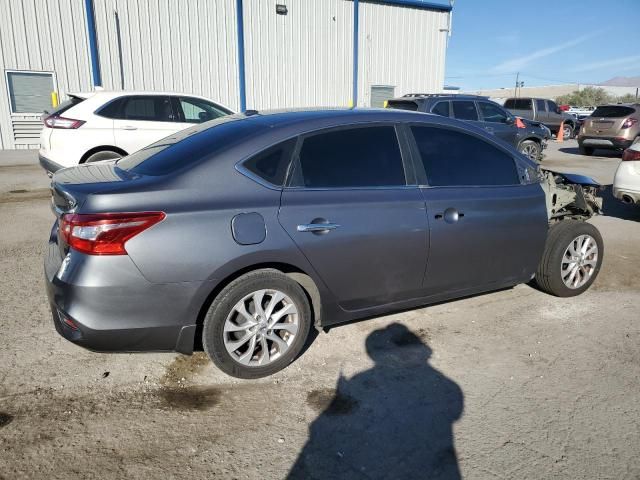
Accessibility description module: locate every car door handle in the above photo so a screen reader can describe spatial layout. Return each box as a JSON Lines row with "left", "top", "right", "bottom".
{"left": 297, "top": 223, "right": 341, "bottom": 233}
{"left": 121, "top": 125, "right": 137, "bottom": 130}
{"left": 435, "top": 208, "right": 464, "bottom": 223}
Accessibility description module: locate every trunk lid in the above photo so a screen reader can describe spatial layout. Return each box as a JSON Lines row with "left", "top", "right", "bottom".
{"left": 582, "top": 105, "right": 635, "bottom": 136}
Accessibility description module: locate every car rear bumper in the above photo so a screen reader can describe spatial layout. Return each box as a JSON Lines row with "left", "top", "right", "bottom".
{"left": 39, "top": 153, "right": 64, "bottom": 175}
{"left": 578, "top": 136, "right": 634, "bottom": 150}
{"left": 44, "top": 226, "right": 205, "bottom": 354}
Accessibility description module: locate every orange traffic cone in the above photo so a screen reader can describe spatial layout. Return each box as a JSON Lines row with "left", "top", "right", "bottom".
{"left": 556, "top": 121, "right": 564, "bottom": 142}
{"left": 515, "top": 117, "right": 526, "bottom": 129}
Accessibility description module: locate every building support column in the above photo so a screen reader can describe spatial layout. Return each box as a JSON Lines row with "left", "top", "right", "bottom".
{"left": 236, "top": 0, "right": 247, "bottom": 111}
{"left": 352, "top": 0, "right": 359, "bottom": 107}
{"left": 84, "top": 0, "right": 102, "bottom": 87}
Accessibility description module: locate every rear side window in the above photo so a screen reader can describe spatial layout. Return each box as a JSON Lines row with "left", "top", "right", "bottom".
{"left": 386, "top": 100, "right": 419, "bottom": 111}
{"left": 48, "top": 96, "right": 84, "bottom": 116}
{"left": 591, "top": 106, "right": 635, "bottom": 118}
{"left": 242, "top": 139, "right": 296, "bottom": 186}
{"left": 535, "top": 99, "right": 546, "bottom": 112}
{"left": 431, "top": 101, "right": 450, "bottom": 117}
{"left": 295, "top": 126, "right": 406, "bottom": 188}
{"left": 117, "top": 117, "right": 265, "bottom": 176}
{"left": 478, "top": 102, "right": 508, "bottom": 123}
{"left": 504, "top": 99, "right": 532, "bottom": 110}
{"left": 99, "top": 96, "right": 175, "bottom": 121}
{"left": 410, "top": 126, "right": 519, "bottom": 186}
{"left": 451, "top": 101, "right": 479, "bottom": 121}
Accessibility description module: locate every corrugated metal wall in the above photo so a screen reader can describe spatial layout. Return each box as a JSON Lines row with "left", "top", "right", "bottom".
{"left": 243, "top": 0, "right": 353, "bottom": 109}
{"left": 358, "top": 1, "right": 448, "bottom": 106}
{"left": 0, "top": 0, "right": 449, "bottom": 149}
{"left": 92, "top": 0, "right": 239, "bottom": 111}
{"left": 0, "top": 0, "right": 93, "bottom": 149}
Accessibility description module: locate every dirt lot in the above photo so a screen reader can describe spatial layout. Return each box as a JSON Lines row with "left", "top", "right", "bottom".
{"left": 1, "top": 141, "right": 639, "bottom": 479}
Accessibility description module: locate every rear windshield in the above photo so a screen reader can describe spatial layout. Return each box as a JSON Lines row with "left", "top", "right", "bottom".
{"left": 47, "top": 96, "right": 84, "bottom": 116}
{"left": 591, "top": 106, "right": 635, "bottom": 118}
{"left": 117, "top": 116, "right": 265, "bottom": 176}
{"left": 386, "top": 100, "right": 419, "bottom": 111}
{"left": 504, "top": 99, "right": 532, "bottom": 110}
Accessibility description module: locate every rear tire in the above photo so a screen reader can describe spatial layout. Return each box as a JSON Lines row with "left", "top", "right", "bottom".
{"left": 202, "top": 269, "right": 312, "bottom": 379}
{"left": 579, "top": 145, "right": 594, "bottom": 156}
{"left": 563, "top": 123, "right": 574, "bottom": 139}
{"left": 84, "top": 150, "right": 123, "bottom": 163}
{"left": 534, "top": 220, "right": 603, "bottom": 297}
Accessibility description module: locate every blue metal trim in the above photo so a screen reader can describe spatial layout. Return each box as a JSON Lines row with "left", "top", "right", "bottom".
{"left": 365, "top": 0, "right": 452, "bottom": 12}
{"left": 352, "top": 0, "right": 359, "bottom": 106}
{"left": 236, "top": 0, "right": 247, "bottom": 111}
{"left": 84, "top": 0, "right": 101, "bottom": 86}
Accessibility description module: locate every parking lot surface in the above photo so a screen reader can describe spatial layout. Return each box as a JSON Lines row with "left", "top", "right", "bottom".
{"left": 1, "top": 141, "right": 639, "bottom": 479}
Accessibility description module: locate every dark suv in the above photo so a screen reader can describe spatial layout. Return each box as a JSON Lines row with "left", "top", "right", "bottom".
{"left": 387, "top": 94, "right": 549, "bottom": 162}
{"left": 45, "top": 109, "right": 603, "bottom": 379}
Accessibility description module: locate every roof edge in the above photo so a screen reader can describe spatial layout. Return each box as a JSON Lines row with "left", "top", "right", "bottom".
{"left": 363, "top": 0, "right": 452, "bottom": 12}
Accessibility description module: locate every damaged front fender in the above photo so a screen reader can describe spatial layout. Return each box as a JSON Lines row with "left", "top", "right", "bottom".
{"left": 540, "top": 170, "right": 603, "bottom": 222}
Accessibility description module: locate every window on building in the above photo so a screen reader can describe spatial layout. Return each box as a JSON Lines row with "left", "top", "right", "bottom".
{"left": 295, "top": 126, "right": 406, "bottom": 188}
{"left": 6, "top": 71, "right": 55, "bottom": 114}
{"left": 478, "top": 102, "right": 508, "bottom": 123}
{"left": 451, "top": 101, "right": 479, "bottom": 121}
{"left": 410, "top": 126, "right": 520, "bottom": 186}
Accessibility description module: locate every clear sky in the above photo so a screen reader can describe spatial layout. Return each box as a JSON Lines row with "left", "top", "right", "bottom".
{"left": 444, "top": 0, "right": 640, "bottom": 91}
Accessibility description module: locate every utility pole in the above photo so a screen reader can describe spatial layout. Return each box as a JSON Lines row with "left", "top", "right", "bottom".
{"left": 514, "top": 72, "right": 519, "bottom": 98}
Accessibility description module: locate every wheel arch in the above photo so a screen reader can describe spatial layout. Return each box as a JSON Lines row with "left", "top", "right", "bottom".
{"left": 80, "top": 145, "right": 128, "bottom": 163}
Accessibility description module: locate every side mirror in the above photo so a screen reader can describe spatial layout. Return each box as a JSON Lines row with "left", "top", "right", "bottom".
{"left": 506, "top": 116, "right": 515, "bottom": 125}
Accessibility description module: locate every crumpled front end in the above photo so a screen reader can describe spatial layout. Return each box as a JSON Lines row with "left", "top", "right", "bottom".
{"left": 539, "top": 170, "right": 603, "bottom": 222}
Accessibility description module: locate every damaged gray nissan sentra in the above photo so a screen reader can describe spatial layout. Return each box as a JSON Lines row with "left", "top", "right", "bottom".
{"left": 45, "top": 109, "right": 603, "bottom": 378}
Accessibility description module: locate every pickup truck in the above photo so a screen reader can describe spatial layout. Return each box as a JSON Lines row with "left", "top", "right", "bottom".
{"left": 504, "top": 97, "right": 577, "bottom": 139}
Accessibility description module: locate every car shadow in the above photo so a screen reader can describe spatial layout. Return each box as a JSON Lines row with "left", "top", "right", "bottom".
{"left": 287, "top": 323, "right": 464, "bottom": 480}
{"left": 600, "top": 184, "right": 640, "bottom": 222}
{"left": 558, "top": 147, "right": 621, "bottom": 158}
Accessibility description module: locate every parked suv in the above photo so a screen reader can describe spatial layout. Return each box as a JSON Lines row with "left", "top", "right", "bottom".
{"left": 387, "top": 94, "right": 549, "bottom": 161}
{"left": 503, "top": 97, "right": 576, "bottom": 139}
{"left": 39, "top": 91, "right": 233, "bottom": 174}
{"left": 45, "top": 109, "right": 603, "bottom": 379}
{"left": 578, "top": 104, "right": 640, "bottom": 156}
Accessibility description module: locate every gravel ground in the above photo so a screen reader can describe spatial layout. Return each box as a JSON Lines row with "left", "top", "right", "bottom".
{"left": 1, "top": 141, "right": 639, "bottom": 479}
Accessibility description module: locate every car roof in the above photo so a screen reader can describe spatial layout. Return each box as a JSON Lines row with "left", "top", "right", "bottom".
{"left": 390, "top": 94, "right": 490, "bottom": 102}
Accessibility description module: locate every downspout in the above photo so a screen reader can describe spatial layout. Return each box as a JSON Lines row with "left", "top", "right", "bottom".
{"left": 84, "top": 0, "right": 102, "bottom": 87}
{"left": 352, "top": 0, "right": 359, "bottom": 107}
{"left": 236, "top": 0, "right": 247, "bottom": 111}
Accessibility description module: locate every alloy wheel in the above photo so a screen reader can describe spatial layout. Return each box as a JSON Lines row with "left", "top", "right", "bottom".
{"left": 561, "top": 234, "right": 598, "bottom": 289}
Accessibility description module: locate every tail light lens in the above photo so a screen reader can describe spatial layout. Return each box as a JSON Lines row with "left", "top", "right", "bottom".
{"left": 621, "top": 118, "right": 638, "bottom": 129}
{"left": 60, "top": 212, "right": 166, "bottom": 255}
{"left": 44, "top": 115, "right": 85, "bottom": 129}
{"left": 622, "top": 148, "right": 640, "bottom": 162}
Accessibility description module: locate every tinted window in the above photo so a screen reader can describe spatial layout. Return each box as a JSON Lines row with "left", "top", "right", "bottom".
{"left": 411, "top": 126, "right": 519, "bottom": 186}
{"left": 117, "top": 117, "right": 266, "bottom": 176}
{"left": 478, "top": 102, "right": 508, "bottom": 123}
{"left": 178, "top": 97, "right": 229, "bottom": 123}
{"left": 98, "top": 98, "right": 125, "bottom": 119}
{"left": 242, "top": 139, "right": 296, "bottom": 186}
{"left": 48, "top": 96, "right": 84, "bottom": 116}
{"left": 386, "top": 100, "right": 419, "bottom": 111}
{"left": 535, "top": 99, "right": 546, "bottom": 112}
{"left": 119, "top": 96, "right": 174, "bottom": 121}
{"left": 296, "top": 126, "right": 405, "bottom": 188}
{"left": 504, "top": 99, "right": 532, "bottom": 110}
{"left": 547, "top": 100, "right": 559, "bottom": 113}
{"left": 431, "top": 101, "right": 450, "bottom": 117}
{"left": 451, "top": 101, "right": 479, "bottom": 121}
{"left": 591, "top": 105, "right": 635, "bottom": 118}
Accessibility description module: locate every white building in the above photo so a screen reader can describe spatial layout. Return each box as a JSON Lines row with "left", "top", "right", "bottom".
{"left": 0, "top": 0, "right": 452, "bottom": 149}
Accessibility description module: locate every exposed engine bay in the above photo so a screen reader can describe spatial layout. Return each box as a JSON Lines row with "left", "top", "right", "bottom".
{"left": 540, "top": 170, "right": 603, "bottom": 223}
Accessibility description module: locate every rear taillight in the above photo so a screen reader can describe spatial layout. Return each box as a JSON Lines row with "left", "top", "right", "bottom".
{"left": 622, "top": 149, "right": 640, "bottom": 162}
{"left": 621, "top": 118, "right": 638, "bottom": 129}
{"left": 43, "top": 115, "right": 85, "bottom": 129}
{"left": 60, "top": 212, "right": 166, "bottom": 255}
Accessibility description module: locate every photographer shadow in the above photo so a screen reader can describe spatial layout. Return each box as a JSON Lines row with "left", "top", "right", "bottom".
{"left": 288, "top": 323, "right": 464, "bottom": 480}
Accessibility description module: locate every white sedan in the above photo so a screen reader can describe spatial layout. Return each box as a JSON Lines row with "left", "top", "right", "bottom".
{"left": 613, "top": 138, "right": 640, "bottom": 205}
{"left": 39, "top": 91, "right": 233, "bottom": 174}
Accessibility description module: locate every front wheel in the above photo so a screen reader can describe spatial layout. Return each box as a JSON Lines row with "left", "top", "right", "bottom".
{"left": 562, "top": 123, "right": 574, "bottom": 139}
{"left": 534, "top": 220, "right": 603, "bottom": 297}
{"left": 202, "top": 269, "right": 312, "bottom": 379}
{"left": 518, "top": 140, "right": 542, "bottom": 162}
